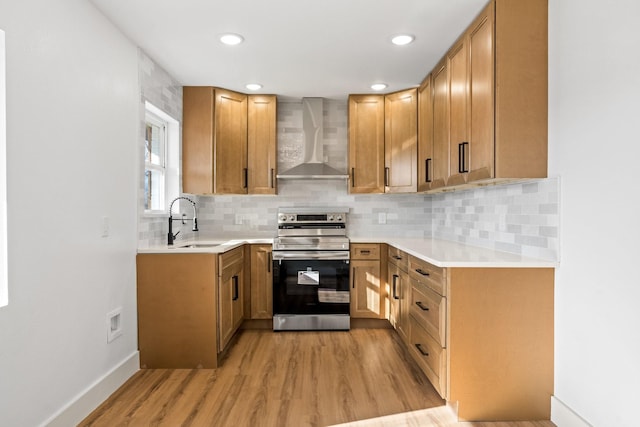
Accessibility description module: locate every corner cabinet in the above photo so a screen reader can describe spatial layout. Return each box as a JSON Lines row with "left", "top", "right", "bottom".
{"left": 183, "top": 87, "right": 277, "bottom": 195}
{"left": 348, "top": 90, "right": 417, "bottom": 194}
{"left": 385, "top": 89, "right": 418, "bottom": 193}
{"left": 419, "top": 0, "right": 548, "bottom": 192}
{"left": 218, "top": 246, "right": 245, "bottom": 353}
{"left": 347, "top": 95, "right": 385, "bottom": 194}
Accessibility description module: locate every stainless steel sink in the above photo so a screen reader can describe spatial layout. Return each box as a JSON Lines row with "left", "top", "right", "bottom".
{"left": 172, "top": 243, "right": 221, "bottom": 249}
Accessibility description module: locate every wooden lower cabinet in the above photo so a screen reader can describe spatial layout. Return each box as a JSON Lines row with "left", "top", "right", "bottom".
{"left": 218, "top": 246, "right": 245, "bottom": 353}
{"left": 350, "top": 243, "right": 384, "bottom": 319}
{"left": 250, "top": 244, "right": 273, "bottom": 319}
{"left": 403, "top": 251, "right": 554, "bottom": 421}
{"left": 387, "top": 246, "right": 410, "bottom": 344}
{"left": 136, "top": 253, "right": 218, "bottom": 368}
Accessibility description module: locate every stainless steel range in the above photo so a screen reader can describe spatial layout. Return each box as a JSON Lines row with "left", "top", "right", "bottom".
{"left": 272, "top": 208, "right": 350, "bottom": 331}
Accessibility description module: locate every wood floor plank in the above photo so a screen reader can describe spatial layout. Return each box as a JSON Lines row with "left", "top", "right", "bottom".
{"left": 79, "top": 329, "right": 555, "bottom": 427}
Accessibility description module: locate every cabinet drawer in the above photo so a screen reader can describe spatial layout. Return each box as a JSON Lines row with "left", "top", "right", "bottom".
{"left": 388, "top": 246, "right": 408, "bottom": 271}
{"left": 409, "top": 316, "right": 446, "bottom": 398}
{"left": 408, "top": 255, "right": 446, "bottom": 296}
{"left": 350, "top": 243, "right": 380, "bottom": 260}
{"left": 410, "top": 279, "right": 446, "bottom": 346}
{"left": 219, "top": 246, "right": 244, "bottom": 279}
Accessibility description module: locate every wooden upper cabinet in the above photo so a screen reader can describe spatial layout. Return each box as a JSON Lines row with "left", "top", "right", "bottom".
{"left": 183, "top": 86, "right": 215, "bottom": 194}
{"left": 384, "top": 88, "right": 417, "bottom": 193}
{"left": 447, "top": 38, "right": 469, "bottom": 187}
{"left": 247, "top": 95, "right": 277, "bottom": 194}
{"left": 491, "top": 0, "right": 547, "bottom": 180}
{"left": 420, "top": 0, "right": 547, "bottom": 191}
{"left": 467, "top": 3, "right": 495, "bottom": 182}
{"left": 214, "top": 88, "right": 248, "bottom": 194}
{"left": 348, "top": 95, "right": 385, "bottom": 193}
{"left": 183, "top": 87, "right": 277, "bottom": 195}
{"left": 417, "top": 75, "right": 433, "bottom": 192}
{"left": 431, "top": 59, "right": 450, "bottom": 191}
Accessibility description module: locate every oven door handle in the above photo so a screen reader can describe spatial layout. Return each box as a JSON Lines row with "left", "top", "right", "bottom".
{"left": 272, "top": 251, "right": 350, "bottom": 260}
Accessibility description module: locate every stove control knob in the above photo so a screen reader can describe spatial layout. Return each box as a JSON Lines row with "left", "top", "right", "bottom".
{"left": 336, "top": 214, "right": 343, "bottom": 222}
{"left": 288, "top": 215, "right": 296, "bottom": 222}
{"left": 327, "top": 214, "right": 334, "bottom": 221}
{"left": 279, "top": 214, "right": 287, "bottom": 222}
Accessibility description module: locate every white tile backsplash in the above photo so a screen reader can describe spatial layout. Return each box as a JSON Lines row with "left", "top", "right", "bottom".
{"left": 134, "top": 60, "right": 559, "bottom": 261}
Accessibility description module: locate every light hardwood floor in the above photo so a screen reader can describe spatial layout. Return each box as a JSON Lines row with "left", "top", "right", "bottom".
{"left": 79, "top": 329, "right": 555, "bottom": 427}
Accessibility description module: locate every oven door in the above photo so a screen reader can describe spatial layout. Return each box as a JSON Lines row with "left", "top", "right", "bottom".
{"left": 272, "top": 252, "right": 350, "bottom": 315}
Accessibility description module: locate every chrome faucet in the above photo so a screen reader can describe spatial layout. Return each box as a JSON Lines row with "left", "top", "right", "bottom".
{"left": 167, "top": 196, "right": 198, "bottom": 245}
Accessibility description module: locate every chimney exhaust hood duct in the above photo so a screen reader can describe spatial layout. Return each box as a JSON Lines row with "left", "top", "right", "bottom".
{"left": 277, "top": 97, "right": 348, "bottom": 180}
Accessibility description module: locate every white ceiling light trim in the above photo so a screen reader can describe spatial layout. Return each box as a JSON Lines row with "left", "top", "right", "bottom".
{"left": 245, "top": 83, "right": 263, "bottom": 91}
{"left": 371, "top": 83, "right": 388, "bottom": 91}
{"left": 219, "top": 33, "right": 244, "bottom": 45}
{"left": 390, "top": 34, "right": 415, "bottom": 46}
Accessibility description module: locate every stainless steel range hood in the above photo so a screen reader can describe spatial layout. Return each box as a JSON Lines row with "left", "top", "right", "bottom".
{"left": 277, "top": 98, "right": 349, "bottom": 180}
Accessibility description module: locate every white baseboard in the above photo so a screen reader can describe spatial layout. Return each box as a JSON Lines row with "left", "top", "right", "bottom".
{"left": 551, "top": 396, "right": 593, "bottom": 427}
{"left": 41, "top": 351, "right": 139, "bottom": 427}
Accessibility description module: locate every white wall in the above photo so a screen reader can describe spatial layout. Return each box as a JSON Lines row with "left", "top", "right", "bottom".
{"left": 549, "top": 1, "right": 640, "bottom": 426}
{"left": 0, "top": 0, "right": 139, "bottom": 425}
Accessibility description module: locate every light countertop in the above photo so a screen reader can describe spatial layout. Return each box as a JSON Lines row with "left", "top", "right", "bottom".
{"left": 138, "top": 236, "right": 558, "bottom": 268}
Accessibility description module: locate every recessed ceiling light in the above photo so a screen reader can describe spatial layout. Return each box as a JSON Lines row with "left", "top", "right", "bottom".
{"left": 245, "top": 83, "right": 262, "bottom": 91}
{"left": 371, "top": 83, "right": 388, "bottom": 91}
{"left": 219, "top": 33, "right": 244, "bottom": 46}
{"left": 391, "top": 34, "right": 415, "bottom": 46}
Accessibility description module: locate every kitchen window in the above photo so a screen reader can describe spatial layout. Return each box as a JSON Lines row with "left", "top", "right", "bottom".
{"left": 144, "top": 102, "right": 179, "bottom": 214}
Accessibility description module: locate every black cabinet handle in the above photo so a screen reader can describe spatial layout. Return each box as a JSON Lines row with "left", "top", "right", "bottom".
{"left": 392, "top": 274, "right": 399, "bottom": 300}
{"left": 243, "top": 168, "right": 248, "bottom": 189}
{"left": 359, "top": 250, "right": 371, "bottom": 255}
{"left": 415, "top": 268, "right": 430, "bottom": 277}
{"left": 270, "top": 168, "right": 275, "bottom": 189}
{"left": 351, "top": 167, "right": 355, "bottom": 187}
{"left": 415, "top": 301, "right": 429, "bottom": 311}
{"left": 232, "top": 275, "right": 239, "bottom": 301}
{"left": 384, "top": 167, "right": 390, "bottom": 187}
{"left": 458, "top": 142, "right": 469, "bottom": 173}
{"left": 267, "top": 251, "right": 271, "bottom": 273}
{"left": 425, "top": 158, "right": 432, "bottom": 183}
{"left": 415, "top": 343, "right": 429, "bottom": 357}
{"left": 393, "top": 255, "right": 402, "bottom": 261}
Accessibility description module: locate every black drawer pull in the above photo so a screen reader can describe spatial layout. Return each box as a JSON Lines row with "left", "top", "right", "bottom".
{"left": 415, "top": 343, "right": 429, "bottom": 357}
{"left": 359, "top": 250, "right": 371, "bottom": 255}
{"left": 415, "top": 268, "right": 430, "bottom": 276}
{"left": 415, "top": 301, "right": 429, "bottom": 311}
{"left": 392, "top": 274, "right": 399, "bottom": 300}
{"left": 232, "top": 275, "right": 239, "bottom": 301}
{"left": 393, "top": 255, "right": 402, "bottom": 260}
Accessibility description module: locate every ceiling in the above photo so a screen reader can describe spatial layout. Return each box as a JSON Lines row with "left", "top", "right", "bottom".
{"left": 89, "top": 0, "right": 488, "bottom": 100}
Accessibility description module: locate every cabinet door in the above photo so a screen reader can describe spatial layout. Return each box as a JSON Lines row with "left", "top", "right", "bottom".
{"left": 388, "top": 262, "right": 400, "bottom": 328}
{"left": 351, "top": 260, "right": 382, "bottom": 319}
{"left": 348, "top": 95, "right": 385, "bottom": 194}
{"left": 447, "top": 38, "right": 469, "bottom": 187}
{"left": 250, "top": 245, "right": 273, "bottom": 319}
{"left": 431, "top": 59, "right": 449, "bottom": 191}
{"left": 384, "top": 89, "right": 417, "bottom": 193}
{"left": 397, "top": 268, "right": 411, "bottom": 344}
{"left": 182, "top": 86, "right": 215, "bottom": 194}
{"left": 418, "top": 75, "right": 433, "bottom": 192}
{"left": 214, "top": 88, "right": 248, "bottom": 194}
{"left": 467, "top": 2, "right": 495, "bottom": 182}
{"left": 248, "top": 95, "right": 277, "bottom": 194}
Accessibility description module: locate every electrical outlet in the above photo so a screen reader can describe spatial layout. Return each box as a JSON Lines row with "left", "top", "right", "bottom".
{"left": 101, "top": 216, "right": 109, "bottom": 237}
{"left": 107, "top": 308, "right": 122, "bottom": 343}
{"left": 378, "top": 213, "right": 386, "bottom": 224}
